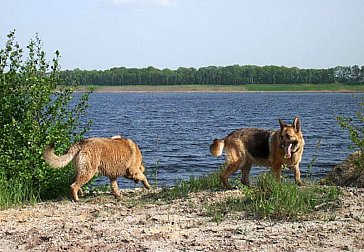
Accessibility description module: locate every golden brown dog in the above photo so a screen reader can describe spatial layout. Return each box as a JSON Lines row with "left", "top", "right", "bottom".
{"left": 210, "top": 117, "right": 305, "bottom": 188}
{"left": 44, "top": 136, "right": 151, "bottom": 201}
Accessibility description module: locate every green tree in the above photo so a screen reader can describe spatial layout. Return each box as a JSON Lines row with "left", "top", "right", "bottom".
{"left": 0, "top": 31, "right": 91, "bottom": 207}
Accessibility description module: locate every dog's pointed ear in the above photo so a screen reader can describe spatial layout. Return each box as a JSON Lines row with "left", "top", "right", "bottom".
{"left": 279, "top": 119, "right": 286, "bottom": 130}
{"left": 293, "top": 117, "right": 301, "bottom": 132}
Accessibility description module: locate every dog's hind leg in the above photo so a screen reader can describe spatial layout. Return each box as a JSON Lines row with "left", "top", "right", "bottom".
{"left": 271, "top": 160, "right": 283, "bottom": 182}
{"left": 70, "top": 183, "right": 81, "bottom": 202}
{"left": 78, "top": 188, "right": 84, "bottom": 197}
{"left": 71, "top": 166, "right": 97, "bottom": 202}
{"left": 110, "top": 178, "right": 121, "bottom": 198}
{"left": 240, "top": 162, "right": 252, "bottom": 186}
{"left": 220, "top": 160, "right": 241, "bottom": 189}
{"left": 71, "top": 174, "right": 84, "bottom": 197}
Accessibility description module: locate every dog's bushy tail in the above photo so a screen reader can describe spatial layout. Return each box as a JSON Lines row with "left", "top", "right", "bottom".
{"left": 44, "top": 142, "right": 82, "bottom": 168}
{"left": 210, "top": 139, "right": 225, "bottom": 157}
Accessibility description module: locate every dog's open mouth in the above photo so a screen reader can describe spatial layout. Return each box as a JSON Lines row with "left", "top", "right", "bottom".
{"left": 284, "top": 143, "right": 293, "bottom": 159}
{"left": 282, "top": 142, "right": 299, "bottom": 159}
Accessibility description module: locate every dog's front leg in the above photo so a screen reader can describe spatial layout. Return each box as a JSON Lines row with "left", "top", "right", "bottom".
{"left": 110, "top": 178, "right": 122, "bottom": 198}
{"left": 290, "top": 164, "right": 304, "bottom": 186}
{"left": 133, "top": 171, "right": 151, "bottom": 190}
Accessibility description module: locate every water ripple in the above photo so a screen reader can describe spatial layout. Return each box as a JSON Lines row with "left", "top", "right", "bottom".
{"left": 80, "top": 92, "right": 362, "bottom": 188}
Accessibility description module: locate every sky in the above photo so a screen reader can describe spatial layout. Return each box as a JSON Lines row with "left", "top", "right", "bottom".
{"left": 1, "top": 0, "right": 364, "bottom": 70}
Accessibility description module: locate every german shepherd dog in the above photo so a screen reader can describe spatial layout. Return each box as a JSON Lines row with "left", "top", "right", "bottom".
{"left": 210, "top": 117, "right": 304, "bottom": 188}
{"left": 44, "top": 136, "right": 151, "bottom": 201}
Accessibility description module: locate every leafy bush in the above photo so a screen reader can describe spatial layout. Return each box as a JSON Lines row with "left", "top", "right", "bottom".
{"left": 0, "top": 31, "right": 91, "bottom": 207}
{"left": 337, "top": 95, "right": 364, "bottom": 168}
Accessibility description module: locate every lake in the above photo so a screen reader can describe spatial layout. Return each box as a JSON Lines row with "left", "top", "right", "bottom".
{"left": 81, "top": 92, "right": 362, "bottom": 189}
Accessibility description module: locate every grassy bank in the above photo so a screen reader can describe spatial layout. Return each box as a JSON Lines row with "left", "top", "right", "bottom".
{"left": 0, "top": 165, "right": 342, "bottom": 222}
{"left": 120, "top": 170, "right": 341, "bottom": 222}
{"left": 78, "top": 83, "right": 364, "bottom": 92}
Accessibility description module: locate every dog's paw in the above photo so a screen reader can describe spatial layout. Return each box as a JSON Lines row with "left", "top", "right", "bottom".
{"left": 296, "top": 180, "right": 304, "bottom": 186}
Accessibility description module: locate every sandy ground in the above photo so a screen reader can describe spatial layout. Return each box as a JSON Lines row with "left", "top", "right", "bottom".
{"left": 0, "top": 187, "right": 363, "bottom": 252}
{"left": 74, "top": 85, "right": 360, "bottom": 93}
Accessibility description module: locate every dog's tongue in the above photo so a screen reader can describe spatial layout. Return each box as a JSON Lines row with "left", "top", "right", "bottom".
{"left": 284, "top": 143, "right": 292, "bottom": 159}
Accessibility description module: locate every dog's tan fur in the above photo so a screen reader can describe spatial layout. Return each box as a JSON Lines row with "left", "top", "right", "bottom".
{"left": 44, "top": 136, "right": 151, "bottom": 201}
{"left": 210, "top": 117, "right": 305, "bottom": 188}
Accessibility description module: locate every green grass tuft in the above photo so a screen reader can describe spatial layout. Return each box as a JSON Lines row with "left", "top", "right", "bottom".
{"left": 138, "top": 166, "right": 341, "bottom": 223}
{"left": 155, "top": 166, "right": 225, "bottom": 201}
{"left": 204, "top": 173, "right": 341, "bottom": 222}
{"left": 0, "top": 176, "right": 40, "bottom": 209}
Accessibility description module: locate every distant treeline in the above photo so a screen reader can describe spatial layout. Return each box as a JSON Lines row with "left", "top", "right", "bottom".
{"left": 61, "top": 65, "right": 364, "bottom": 86}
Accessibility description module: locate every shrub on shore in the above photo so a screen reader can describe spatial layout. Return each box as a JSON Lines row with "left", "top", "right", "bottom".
{"left": 0, "top": 31, "right": 91, "bottom": 208}
{"left": 337, "top": 95, "right": 364, "bottom": 171}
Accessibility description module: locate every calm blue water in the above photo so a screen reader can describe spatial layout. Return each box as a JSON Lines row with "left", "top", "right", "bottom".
{"left": 79, "top": 92, "right": 362, "bottom": 188}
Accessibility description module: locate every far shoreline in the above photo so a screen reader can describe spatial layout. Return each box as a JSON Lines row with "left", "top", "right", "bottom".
{"left": 74, "top": 84, "right": 364, "bottom": 93}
